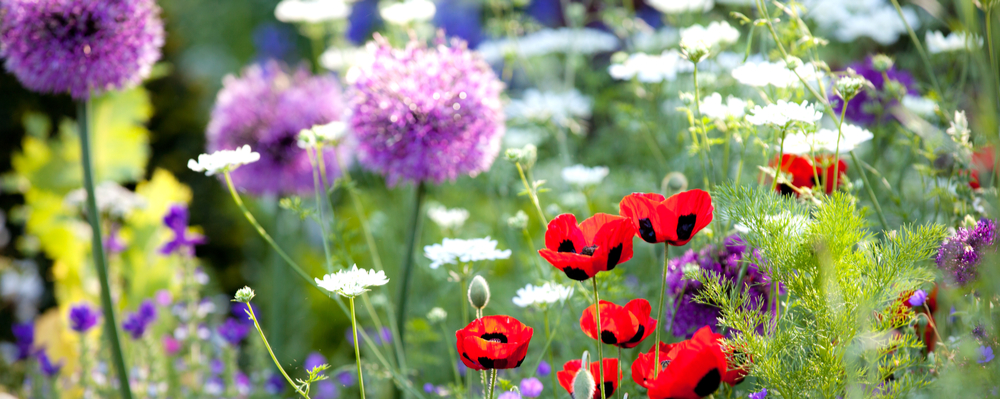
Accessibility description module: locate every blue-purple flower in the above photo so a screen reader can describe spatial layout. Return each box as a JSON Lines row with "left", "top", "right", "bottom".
{"left": 832, "top": 56, "right": 918, "bottom": 125}
{"left": 423, "top": 383, "right": 435, "bottom": 393}
{"left": 305, "top": 352, "right": 328, "bottom": 371}
{"left": 749, "top": 388, "right": 768, "bottom": 399}
{"left": 217, "top": 317, "right": 251, "bottom": 346}
{"left": 348, "top": 33, "right": 505, "bottom": 186}
{"left": 907, "top": 289, "right": 927, "bottom": 307}
{"left": 36, "top": 349, "right": 63, "bottom": 377}
{"left": 536, "top": 360, "right": 550, "bottom": 376}
{"left": 12, "top": 322, "right": 33, "bottom": 361}
{"left": 68, "top": 303, "right": 101, "bottom": 333}
{"left": 159, "top": 204, "right": 205, "bottom": 256}
{"left": 122, "top": 299, "right": 157, "bottom": 339}
{"left": 314, "top": 380, "right": 338, "bottom": 399}
{"left": 498, "top": 391, "right": 522, "bottom": 399}
{"left": 265, "top": 372, "right": 286, "bottom": 395}
{"left": 520, "top": 377, "right": 543, "bottom": 398}
{"left": 0, "top": 0, "right": 165, "bottom": 99}
{"left": 105, "top": 224, "right": 126, "bottom": 254}
{"left": 206, "top": 60, "right": 349, "bottom": 195}
{"left": 980, "top": 346, "right": 995, "bottom": 364}
{"left": 937, "top": 218, "right": 998, "bottom": 285}
{"left": 337, "top": 371, "right": 355, "bottom": 386}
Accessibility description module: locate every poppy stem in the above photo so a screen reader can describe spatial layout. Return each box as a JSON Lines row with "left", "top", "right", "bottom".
{"left": 396, "top": 182, "right": 427, "bottom": 349}
{"left": 591, "top": 276, "right": 607, "bottom": 399}
{"left": 488, "top": 369, "right": 498, "bottom": 399}
{"left": 617, "top": 346, "right": 623, "bottom": 399}
{"left": 77, "top": 99, "right": 132, "bottom": 399}
{"left": 350, "top": 297, "right": 367, "bottom": 399}
{"left": 653, "top": 243, "right": 669, "bottom": 379}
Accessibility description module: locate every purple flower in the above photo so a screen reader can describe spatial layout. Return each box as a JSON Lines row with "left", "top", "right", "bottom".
{"left": 314, "top": 380, "right": 338, "bottom": 399}
{"left": 210, "top": 358, "right": 225, "bottom": 375}
{"left": 937, "top": 218, "right": 998, "bottom": 285}
{"left": 231, "top": 301, "right": 258, "bottom": 320}
{"left": 980, "top": 346, "right": 995, "bottom": 364}
{"left": 155, "top": 289, "right": 172, "bottom": 307}
{"left": 159, "top": 204, "right": 205, "bottom": 255}
{"left": 305, "top": 352, "right": 327, "bottom": 371}
{"left": 498, "top": 391, "right": 522, "bottom": 399}
{"left": 206, "top": 60, "right": 349, "bottom": 196}
{"left": 217, "top": 318, "right": 251, "bottom": 346}
{"left": 265, "top": 372, "right": 286, "bottom": 395}
{"left": 235, "top": 372, "right": 252, "bottom": 396}
{"left": 749, "top": 388, "right": 768, "bottom": 399}
{"left": 105, "top": 224, "right": 126, "bottom": 254}
{"left": 536, "top": 360, "right": 550, "bottom": 376}
{"left": 348, "top": 33, "right": 505, "bottom": 186}
{"left": 832, "top": 56, "right": 918, "bottom": 125}
{"left": 122, "top": 299, "right": 157, "bottom": 339}
{"left": 457, "top": 361, "right": 467, "bottom": 377}
{"left": 12, "top": 322, "right": 33, "bottom": 361}
{"left": 68, "top": 303, "right": 101, "bottom": 333}
{"left": 36, "top": 349, "right": 63, "bottom": 377}
{"left": 0, "top": 0, "right": 164, "bottom": 99}
{"left": 519, "top": 377, "right": 543, "bottom": 398}
{"left": 908, "top": 289, "right": 927, "bottom": 307}
{"left": 337, "top": 371, "right": 355, "bottom": 386}
{"left": 161, "top": 334, "right": 181, "bottom": 355}
{"left": 424, "top": 383, "right": 435, "bottom": 393}
{"left": 204, "top": 376, "right": 225, "bottom": 396}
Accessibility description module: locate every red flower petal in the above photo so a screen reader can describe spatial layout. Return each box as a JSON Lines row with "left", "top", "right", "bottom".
{"left": 581, "top": 300, "right": 640, "bottom": 347}
{"left": 661, "top": 189, "right": 714, "bottom": 246}
{"left": 622, "top": 298, "right": 657, "bottom": 348}
{"left": 544, "top": 214, "right": 588, "bottom": 253}
{"left": 539, "top": 249, "right": 600, "bottom": 281}
{"left": 620, "top": 193, "right": 672, "bottom": 243}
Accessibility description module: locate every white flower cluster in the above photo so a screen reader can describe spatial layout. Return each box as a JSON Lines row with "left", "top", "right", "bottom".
{"left": 65, "top": 182, "right": 147, "bottom": 217}
{"left": 274, "top": 0, "right": 350, "bottom": 23}
{"left": 320, "top": 46, "right": 371, "bottom": 71}
{"left": 512, "top": 283, "right": 574, "bottom": 308}
{"left": 631, "top": 27, "right": 679, "bottom": 52}
{"left": 731, "top": 60, "right": 821, "bottom": 88}
{"left": 648, "top": 0, "right": 713, "bottom": 14}
{"left": 926, "top": 31, "right": 983, "bottom": 54}
{"left": 561, "top": 164, "right": 610, "bottom": 186}
{"left": 901, "top": 95, "right": 937, "bottom": 117}
{"left": 609, "top": 50, "right": 691, "bottom": 82}
{"left": 315, "top": 265, "right": 389, "bottom": 298}
{"left": 380, "top": 0, "right": 436, "bottom": 25}
{"left": 476, "top": 28, "right": 619, "bottom": 64}
{"left": 804, "top": 0, "right": 919, "bottom": 45}
{"left": 782, "top": 124, "right": 874, "bottom": 155}
{"left": 746, "top": 100, "right": 822, "bottom": 126}
{"left": 187, "top": 145, "right": 260, "bottom": 176}
{"left": 297, "top": 121, "right": 348, "bottom": 148}
{"left": 506, "top": 89, "right": 593, "bottom": 128}
{"left": 679, "top": 21, "right": 740, "bottom": 52}
{"left": 423, "top": 237, "right": 511, "bottom": 269}
{"left": 700, "top": 93, "right": 747, "bottom": 119}
{"left": 426, "top": 205, "right": 470, "bottom": 230}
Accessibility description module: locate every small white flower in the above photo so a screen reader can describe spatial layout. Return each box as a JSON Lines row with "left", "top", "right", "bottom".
{"left": 315, "top": 265, "right": 389, "bottom": 298}
{"left": 609, "top": 50, "right": 692, "bottom": 82}
{"left": 745, "top": 100, "right": 823, "bottom": 127}
{"left": 319, "top": 46, "right": 371, "bottom": 71}
{"left": 427, "top": 307, "right": 448, "bottom": 323}
{"left": 275, "top": 0, "right": 350, "bottom": 23}
{"left": 298, "top": 121, "right": 348, "bottom": 148}
{"left": 187, "top": 145, "right": 261, "bottom": 176}
{"left": 648, "top": 0, "right": 713, "bottom": 14}
{"left": 782, "top": 124, "right": 874, "bottom": 155}
{"left": 926, "top": 31, "right": 983, "bottom": 54}
{"left": 700, "top": 93, "right": 747, "bottom": 119}
{"left": 65, "top": 182, "right": 147, "bottom": 217}
{"left": 561, "top": 164, "right": 609, "bottom": 186}
{"left": 506, "top": 89, "right": 593, "bottom": 128}
{"left": 901, "top": 95, "right": 938, "bottom": 117}
{"left": 380, "top": 0, "right": 436, "bottom": 25}
{"left": 512, "top": 283, "right": 574, "bottom": 308}
{"left": 427, "top": 205, "right": 470, "bottom": 230}
{"left": 423, "top": 237, "right": 511, "bottom": 269}
{"left": 731, "top": 60, "right": 821, "bottom": 88}
{"left": 679, "top": 21, "right": 739, "bottom": 52}
{"left": 805, "top": 0, "right": 919, "bottom": 45}
{"left": 476, "top": 28, "right": 619, "bottom": 64}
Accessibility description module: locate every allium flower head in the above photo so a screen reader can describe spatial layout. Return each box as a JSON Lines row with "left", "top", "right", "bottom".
{"left": 0, "top": 0, "right": 164, "bottom": 99}
{"left": 348, "top": 34, "right": 505, "bottom": 186}
{"left": 206, "top": 61, "right": 349, "bottom": 195}
{"left": 68, "top": 303, "right": 100, "bottom": 333}
{"left": 315, "top": 265, "right": 389, "bottom": 298}
{"left": 936, "top": 218, "right": 997, "bottom": 285}
{"left": 423, "top": 237, "right": 511, "bottom": 269}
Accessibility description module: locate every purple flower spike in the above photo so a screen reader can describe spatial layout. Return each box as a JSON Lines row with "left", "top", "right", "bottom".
{"left": 36, "top": 349, "right": 63, "bottom": 377}
{"left": 348, "top": 33, "right": 506, "bottom": 186}
{"left": 519, "top": 377, "right": 543, "bottom": 398}
{"left": 217, "top": 318, "right": 251, "bottom": 346}
{"left": 749, "top": 388, "right": 768, "bottom": 399}
{"left": 68, "top": 303, "right": 101, "bottom": 333}
{"left": 12, "top": 322, "right": 34, "bottom": 361}
{"left": 937, "top": 218, "right": 998, "bottom": 286}
{"left": 159, "top": 204, "right": 206, "bottom": 256}
{"left": 0, "top": 0, "right": 165, "bottom": 99}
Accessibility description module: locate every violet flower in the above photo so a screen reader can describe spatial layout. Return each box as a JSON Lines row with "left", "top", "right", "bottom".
{"left": 12, "top": 322, "right": 33, "bottom": 361}
{"left": 159, "top": 204, "right": 205, "bottom": 256}
{"left": 832, "top": 56, "right": 918, "bottom": 125}
{"left": 937, "top": 218, "right": 998, "bottom": 286}
{"left": 68, "top": 303, "right": 101, "bottom": 333}
{"left": 36, "top": 349, "right": 63, "bottom": 377}
{"left": 217, "top": 318, "right": 251, "bottom": 347}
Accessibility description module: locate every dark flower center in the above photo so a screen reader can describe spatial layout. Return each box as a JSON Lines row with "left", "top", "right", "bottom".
{"left": 44, "top": 12, "right": 100, "bottom": 40}
{"left": 638, "top": 218, "right": 657, "bottom": 243}
{"left": 558, "top": 239, "right": 576, "bottom": 253}
{"left": 693, "top": 368, "right": 721, "bottom": 397}
{"left": 600, "top": 330, "right": 617, "bottom": 344}
{"left": 562, "top": 267, "right": 590, "bottom": 281}
{"left": 605, "top": 244, "right": 623, "bottom": 271}
{"left": 581, "top": 245, "right": 598, "bottom": 256}
{"left": 627, "top": 325, "right": 645, "bottom": 344}
{"left": 263, "top": 133, "right": 300, "bottom": 165}
{"left": 676, "top": 214, "right": 697, "bottom": 241}
{"left": 480, "top": 332, "right": 508, "bottom": 343}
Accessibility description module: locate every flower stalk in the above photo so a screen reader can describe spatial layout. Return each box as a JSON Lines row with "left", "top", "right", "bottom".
{"left": 349, "top": 297, "right": 367, "bottom": 399}
{"left": 242, "top": 298, "right": 310, "bottom": 399}
{"left": 396, "top": 182, "right": 427, "bottom": 347}
{"left": 591, "top": 276, "right": 606, "bottom": 399}
{"left": 653, "top": 243, "right": 669, "bottom": 379}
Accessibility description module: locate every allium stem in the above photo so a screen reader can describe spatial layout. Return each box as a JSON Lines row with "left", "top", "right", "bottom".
{"left": 396, "top": 182, "right": 426, "bottom": 348}
{"left": 77, "top": 99, "right": 132, "bottom": 399}
{"left": 591, "top": 276, "right": 606, "bottom": 399}
{"left": 245, "top": 301, "right": 310, "bottom": 399}
{"left": 653, "top": 243, "right": 669, "bottom": 379}
{"left": 350, "top": 297, "right": 367, "bottom": 399}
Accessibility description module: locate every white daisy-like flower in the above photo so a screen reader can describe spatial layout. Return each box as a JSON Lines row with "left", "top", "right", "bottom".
{"left": 319, "top": 46, "right": 371, "bottom": 71}
{"left": 315, "top": 265, "right": 389, "bottom": 298}
{"left": 745, "top": 100, "right": 823, "bottom": 126}
{"left": 731, "top": 60, "right": 821, "bottom": 88}
{"left": 700, "top": 93, "right": 747, "bottom": 119}
{"left": 512, "top": 283, "right": 574, "bottom": 308}
{"left": 476, "top": 28, "right": 619, "bottom": 64}
{"left": 423, "top": 237, "right": 512, "bottom": 269}
{"left": 65, "top": 182, "right": 147, "bottom": 217}
{"left": 561, "top": 164, "right": 609, "bottom": 186}
{"left": 298, "top": 121, "right": 348, "bottom": 148}
{"left": 648, "top": 0, "right": 713, "bottom": 14}
{"left": 782, "top": 124, "right": 874, "bottom": 155}
{"left": 926, "top": 31, "right": 983, "bottom": 54}
{"left": 609, "top": 50, "right": 692, "bottom": 82}
{"left": 901, "top": 95, "right": 938, "bottom": 118}
{"left": 679, "top": 21, "right": 740, "bottom": 51}
{"left": 187, "top": 145, "right": 261, "bottom": 176}
{"left": 506, "top": 89, "right": 593, "bottom": 128}
{"left": 380, "top": 0, "right": 436, "bottom": 25}
{"left": 804, "top": 0, "right": 919, "bottom": 45}
{"left": 427, "top": 205, "right": 470, "bottom": 230}
{"left": 275, "top": 0, "right": 350, "bottom": 23}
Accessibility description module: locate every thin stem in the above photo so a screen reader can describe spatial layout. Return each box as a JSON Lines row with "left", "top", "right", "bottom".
{"left": 246, "top": 301, "right": 310, "bottom": 399}
{"left": 922, "top": 303, "right": 946, "bottom": 352}
{"left": 692, "top": 63, "right": 715, "bottom": 188}
{"left": 77, "top": 99, "right": 132, "bottom": 399}
{"left": 831, "top": 97, "right": 850, "bottom": 192}
{"left": 308, "top": 146, "right": 334, "bottom": 273}
{"left": 488, "top": 369, "right": 498, "bottom": 399}
{"left": 653, "top": 243, "right": 669, "bottom": 379}
{"left": 887, "top": 0, "right": 943, "bottom": 97}
{"left": 591, "top": 276, "right": 606, "bottom": 399}
{"left": 396, "top": 182, "right": 426, "bottom": 348}
{"left": 616, "top": 347, "right": 623, "bottom": 399}
{"left": 772, "top": 126, "right": 788, "bottom": 193}
{"left": 544, "top": 308, "right": 557, "bottom": 396}
{"left": 442, "top": 323, "right": 463, "bottom": 387}
{"left": 516, "top": 162, "right": 548, "bottom": 227}
{"left": 350, "top": 298, "right": 366, "bottom": 399}
{"left": 850, "top": 150, "right": 890, "bottom": 230}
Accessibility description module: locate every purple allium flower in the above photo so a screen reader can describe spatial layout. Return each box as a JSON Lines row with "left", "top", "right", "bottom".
{"left": 159, "top": 204, "right": 206, "bottom": 255}
{"left": 423, "top": 383, "right": 435, "bottom": 393}
{"left": 937, "top": 218, "right": 998, "bottom": 285}
{"left": 161, "top": 334, "right": 181, "bottom": 355}
{"left": 105, "top": 224, "right": 126, "bottom": 254}
{"left": 12, "top": 322, "right": 33, "bottom": 361}
{"left": 519, "top": 377, "right": 543, "bottom": 398}
{"left": 122, "top": 299, "right": 157, "bottom": 339}
{"left": 832, "top": 56, "right": 918, "bottom": 125}
{"left": 305, "top": 352, "right": 327, "bottom": 371}
{"left": 498, "top": 391, "right": 522, "bottom": 399}
{"left": 337, "top": 370, "right": 355, "bottom": 386}
{"left": 206, "top": 60, "right": 349, "bottom": 195}
{"left": 265, "top": 372, "right": 285, "bottom": 395}
{"left": 210, "top": 358, "right": 225, "bottom": 375}
{"left": 68, "top": 303, "right": 100, "bottom": 333}
{"left": 749, "top": 388, "right": 768, "bottom": 399}
{"left": 0, "top": 0, "right": 164, "bottom": 99}
{"left": 665, "top": 235, "right": 777, "bottom": 338}
{"left": 314, "top": 380, "right": 338, "bottom": 399}
{"left": 36, "top": 349, "right": 63, "bottom": 377}
{"left": 217, "top": 318, "right": 251, "bottom": 346}
{"left": 348, "top": 33, "right": 505, "bottom": 186}
{"left": 979, "top": 346, "right": 995, "bottom": 364}
{"left": 536, "top": 360, "right": 550, "bottom": 376}
{"left": 908, "top": 289, "right": 927, "bottom": 307}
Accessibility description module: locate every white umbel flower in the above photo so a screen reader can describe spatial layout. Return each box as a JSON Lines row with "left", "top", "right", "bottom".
{"left": 901, "top": 95, "right": 937, "bottom": 117}
{"left": 506, "top": 89, "right": 593, "bottom": 128}
{"left": 804, "top": 0, "right": 919, "bottom": 45}
{"left": 745, "top": 100, "right": 822, "bottom": 126}
{"left": 315, "top": 265, "right": 389, "bottom": 298}
{"left": 679, "top": 21, "right": 739, "bottom": 51}
{"left": 561, "top": 164, "right": 610, "bottom": 186}
{"left": 781, "top": 124, "right": 873, "bottom": 155}
{"left": 609, "top": 50, "right": 691, "bottom": 82}
{"left": 188, "top": 145, "right": 261, "bottom": 176}
{"left": 298, "top": 121, "right": 348, "bottom": 148}
{"left": 427, "top": 206, "right": 470, "bottom": 230}
{"left": 512, "top": 283, "right": 574, "bottom": 308}
{"left": 476, "top": 28, "right": 619, "bottom": 64}
{"left": 380, "top": 0, "right": 436, "bottom": 25}
{"left": 731, "top": 60, "right": 821, "bottom": 88}
{"left": 700, "top": 93, "right": 747, "bottom": 119}
{"left": 275, "top": 0, "right": 350, "bottom": 23}
{"left": 926, "top": 31, "right": 983, "bottom": 54}
{"left": 423, "top": 237, "right": 512, "bottom": 269}
{"left": 65, "top": 182, "right": 147, "bottom": 217}
{"left": 648, "top": 0, "right": 713, "bottom": 14}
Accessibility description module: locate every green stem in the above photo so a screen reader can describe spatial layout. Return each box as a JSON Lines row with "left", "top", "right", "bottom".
{"left": 350, "top": 297, "right": 366, "bottom": 399}
{"left": 831, "top": 97, "right": 850, "bottom": 192}
{"left": 77, "top": 99, "right": 132, "bottom": 399}
{"left": 516, "top": 162, "right": 548, "bottom": 227}
{"left": 442, "top": 323, "right": 463, "bottom": 387}
{"left": 308, "top": 146, "right": 334, "bottom": 273}
{"left": 692, "top": 63, "right": 715, "bottom": 188}
{"left": 488, "top": 369, "right": 497, "bottom": 399}
{"left": 246, "top": 301, "right": 310, "bottom": 399}
{"left": 591, "top": 277, "right": 606, "bottom": 399}
{"left": 544, "top": 308, "right": 557, "bottom": 396}
{"left": 653, "top": 243, "right": 669, "bottom": 379}
{"left": 850, "top": 150, "right": 890, "bottom": 230}
{"left": 887, "top": 0, "right": 943, "bottom": 98}
{"left": 772, "top": 126, "right": 788, "bottom": 193}
{"left": 396, "top": 182, "right": 426, "bottom": 348}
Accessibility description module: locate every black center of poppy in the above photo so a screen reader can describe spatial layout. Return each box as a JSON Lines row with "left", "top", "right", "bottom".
{"left": 478, "top": 357, "right": 495, "bottom": 369}
{"left": 581, "top": 245, "right": 598, "bottom": 256}
{"left": 627, "top": 324, "right": 645, "bottom": 344}
{"left": 480, "top": 332, "right": 508, "bottom": 343}
{"left": 600, "top": 330, "right": 617, "bottom": 345}
{"left": 676, "top": 214, "right": 697, "bottom": 241}
{"left": 603, "top": 382, "right": 616, "bottom": 398}
{"left": 605, "top": 244, "right": 623, "bottom": 271}
{"left": 778, "top": 184, "right": 796, "bottom": 196}
{"left": 558, "top": 239, "right": 577, "bottom": 253}
{"left": 563, "top": 267, "right": 590, "bottom": 281}
{"left": 638, "top": 218, "right": 657, "bottom": 243}
{"left": 693, "top": 368, "right": 721, "bottom": 397}
{"left": 45, "top": 12, "right": 100, "bottom": 40}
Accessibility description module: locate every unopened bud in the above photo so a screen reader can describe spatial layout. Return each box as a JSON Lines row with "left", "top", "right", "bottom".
{"left": 468, "top": 275, "right": 491, "bottom": 310}
{"left": 233, "top": 286, "right": 256, "bottom": 303}
{"left": 572, "top": 368, "right": 596, "bottom": 400}
{"left": 871, "top": 54, "right": 894, "bottom": 72}
{"left": 505, "top": 144, "right": 537, "bottom": 169}
{"left": 661, "top": 172, "right": 688, "bottom": 197}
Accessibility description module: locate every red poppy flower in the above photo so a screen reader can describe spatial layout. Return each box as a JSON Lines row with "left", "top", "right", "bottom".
{"left": 538, "top": 213, "right": 635, "bottom": 281}
{"left": 770, "top": 154, "right": 847, "bottom": 196}
{"left": 631, "top": 326, "right": 728, "bottom": 399}
{"left": 455, "top": 315, "right": 533, "bottom": 371}
{"left": 580, "top": 299, "right": 657, "bottom": 349}
{"left": 618, "top": 190, "right": 714, "bottom": 246}
{"left": 557, "top": 358, "right": 619, "bottom": 399}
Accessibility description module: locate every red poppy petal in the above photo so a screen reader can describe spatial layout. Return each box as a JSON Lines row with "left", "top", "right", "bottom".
{"left": 590, "top": 216, "right": 635, "bottom": 272}
{"left": 580, "top": 301, "right": 638, "bottom": 346}
{"left": 663, "top": 189, "right": 714, "bottom": 246}
{"left": 544, "top": 213, "right": 588, "bottom": 253}
{"left": 619, "top": 193, "right": 671, "bottom": 243}
{"left": 539, "top": 249, "right": 599, "bottom": 281}
{"left": 655, "top": 346, "right": 727, "bottom": 399}
{"left": 590, "top": 359, "right": 620, "bottom": 398}
{"left": 558, "top": 360, "right": 583, "bottom": 395}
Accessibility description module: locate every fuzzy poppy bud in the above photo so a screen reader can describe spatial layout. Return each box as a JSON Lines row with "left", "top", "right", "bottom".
{"left": 233, "top": 286, "right": 256, "bottom": 303}
{"left": 572, "top": 368, "right": 596, "bottom": 399}
{"left": 468, "top": 275, "right": 491, "bottom": 310}
{"left": 661, "top": 172, "right": 688, "bottom": 197}
{"left": 871, "top": 54, "right": 894, "bottom": 72}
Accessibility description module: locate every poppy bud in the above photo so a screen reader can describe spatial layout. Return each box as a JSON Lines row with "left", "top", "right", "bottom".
{"left": 468, "top": 275, "right": 491, "bottom": 310}
{"left": 661, "top": 172, "right": 688, "bottom": 197}
{"left": 572, "top": 368, "right": 596, "bottom": 400}
{"left": 580, "top": 350, "right": 590, "bottom": 367}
